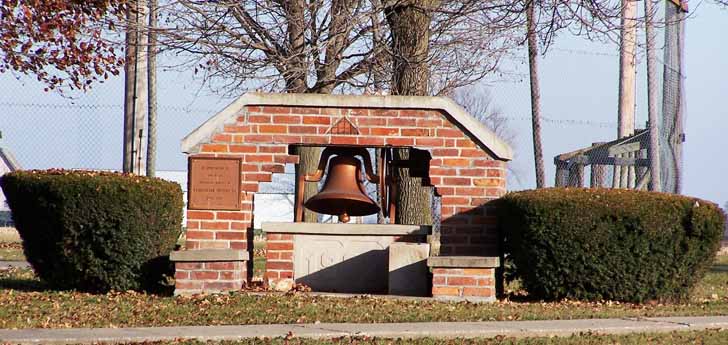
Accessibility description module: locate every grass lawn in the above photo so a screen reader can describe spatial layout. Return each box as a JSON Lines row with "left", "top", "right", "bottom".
{"left": 1, "top": 255, "right": 728, "bottom": 329}
{"left": 2, "top": 232, "right": 728, "bottom": 330}
{"left": 85, "top": 329, "right": 728, "bottom": 344}
{"left": 0, "top": 227, "right": 20, "bottom": 243}
{"left": 0, "top": 228, "right": 23, "bottom": 261}
{"left": 253, "top": 239, "right": 267, "bottom": 279}
{"left": 0, "top": 246, "right": 24, "bottom": 261}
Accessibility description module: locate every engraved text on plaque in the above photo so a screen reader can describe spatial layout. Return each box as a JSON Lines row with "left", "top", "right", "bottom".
{"left": 188, "top": 157, "right": 241, "bottom": 210}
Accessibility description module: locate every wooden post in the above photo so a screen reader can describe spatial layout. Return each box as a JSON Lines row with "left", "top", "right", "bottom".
{"left": 613, "top": 165, "right": 621, "bottom": 188}
{"left": 635, "top": 148, "right": 648, "bottom": 189}
{"left": 627, "top": 152, "right": 636, "bottom": 189}
{"left": 568, "top": 163, "right": 584, "bottom": 187}
{"left": 294, "top": 173, "right": 305, "bottom": 222}
{"left": 589, "top": 143, "right": 605, "bottom": 188}
{"left": 555, "top": 161, "right": 569, "bottom": 187}
{"left": 591, "top": 164, "right": 606, "bottom": 188}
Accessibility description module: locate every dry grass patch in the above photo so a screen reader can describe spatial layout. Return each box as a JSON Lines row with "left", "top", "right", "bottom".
{"left": 0, "top": 227, "right": 19, "bottom": 242}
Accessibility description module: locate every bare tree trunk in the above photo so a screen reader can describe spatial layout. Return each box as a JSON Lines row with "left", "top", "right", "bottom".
{"left": 146, "top": 0, "right": 157, "bottom": 177}
{"left": 392, "top": 149, "right": 431, "bottom": 225}
{"left": 285, "top": 0, "right": 322, "bottom": 222}
{"left": 283, "top": 0, "right": 307, "bottom": 93}
{"left": 526, "top": 0, "right": 545, "bottom": 189}
{"left": 385, "top": 0, "right": 439, "bottom": 225}
{"left": 385, "top": 0, "right": 438, "bottom": 96}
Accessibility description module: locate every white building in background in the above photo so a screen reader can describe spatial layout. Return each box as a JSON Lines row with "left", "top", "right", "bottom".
{"left": 155, "top": 168, "right": 298, "bottom": 228}
{"left": 155, "top": 170, "right": 189, "bottom": 224}
{"left": 155, "top": 170, "right": 188, "bottom": 205}
{"left": 0, "top": 147, "right": 21, "bottom": 224}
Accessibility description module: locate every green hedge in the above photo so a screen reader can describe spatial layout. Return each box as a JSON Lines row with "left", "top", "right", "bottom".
{"left": 0, "top": 169, "right": 183, "bottom": 292}
{"left": 499, "top": 188, "right": 725, "bottom": 302}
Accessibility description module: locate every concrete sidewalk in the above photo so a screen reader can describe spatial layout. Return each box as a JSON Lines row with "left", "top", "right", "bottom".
{"left": 0, "top": 260, "right": 29, "bottom": 269}
{"left": 1, "top": 316, "right": 727, "bottom": 344}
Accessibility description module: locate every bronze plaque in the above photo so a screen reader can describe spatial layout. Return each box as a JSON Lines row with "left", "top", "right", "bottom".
{"left": 188, "top": 157, "right": 241, "bottom": 210}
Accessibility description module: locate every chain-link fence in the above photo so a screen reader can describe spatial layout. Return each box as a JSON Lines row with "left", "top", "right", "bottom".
{"left": 0, "top": 69, "right": 228, "bottom": 172}
{"left": 0, "top": 1, "right": 686, "bottom": 197}
{"left": 489, "top": 0, "right": 686, "bottom": 194}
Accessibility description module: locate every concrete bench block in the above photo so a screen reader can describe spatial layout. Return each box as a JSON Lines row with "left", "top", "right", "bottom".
{"left": 388, "top": 242, "right": 430, "bottom": 296}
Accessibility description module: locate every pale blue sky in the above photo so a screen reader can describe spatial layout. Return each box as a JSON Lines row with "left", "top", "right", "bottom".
{"left": 0, "top": 2, "right": 725, "bottom": 207}
{"left": 489, "top": 1, "right": 728, "bottom": 207}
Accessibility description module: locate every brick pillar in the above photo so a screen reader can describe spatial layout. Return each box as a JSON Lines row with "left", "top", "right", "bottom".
{"left": 172, "top": 158, "right": 255, "bottom": 295}
{"left": 433, "top": 153, "right": 507, "bottom": 256}
{"left": 172, "top": 249, "right": 250, "bottom": 295}
{"left": 428, "top": 256, "right": 499, "bottom": 302}
{"left": 265, "top": 232, "right": 294, "bottom": 289}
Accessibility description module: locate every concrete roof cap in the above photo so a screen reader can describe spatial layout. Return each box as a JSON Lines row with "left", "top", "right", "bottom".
{"left": 181, "top": 92, "right": 513, "bottom": 161}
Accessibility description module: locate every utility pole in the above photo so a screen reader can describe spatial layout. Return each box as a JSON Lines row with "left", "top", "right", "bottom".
{"left": 616, "top": 0, "right": 637, "bottom": 188}
{"left": 645, "top": 0, "right": 661, "bottom": 191}
{"left": 661, "top": 0, "right": 687, "bottom": 194}
{"left": 123, "top": 0, "right": 148, "bottom": 175}
{"left": 146, "top": 0, "right": 158, "bottom": 178}
{"left": 526, "top": 0, "right": 545, "bottom": 189}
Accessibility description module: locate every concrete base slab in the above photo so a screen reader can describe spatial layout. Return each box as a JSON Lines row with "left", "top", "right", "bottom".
{"left": 170, "top": 249, "right": 249, "bottom": 262}
{"left": 293, "top": 234, "right": 393, "bottom": 294}
{"left": 1, "top": 316, "right": 728, "bottom": 344}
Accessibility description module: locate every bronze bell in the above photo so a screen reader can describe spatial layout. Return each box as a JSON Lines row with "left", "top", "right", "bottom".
{"left": 304, "top": 155, "right": 380, "bottom": 223}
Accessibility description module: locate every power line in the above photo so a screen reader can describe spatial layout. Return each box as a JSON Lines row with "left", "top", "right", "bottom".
{"left": 503, "top": 115, "right": 617, "bottom": 128}
{"left": 0, "top": 102, "right": 617, "bottom": 128}
{"left": 0, "top": 101, "right": 217, "bottom": 114}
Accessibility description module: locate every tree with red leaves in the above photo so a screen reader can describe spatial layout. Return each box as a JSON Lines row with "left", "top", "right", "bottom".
{"left": 0, "top": 0, "right": 126, "bottom": 92}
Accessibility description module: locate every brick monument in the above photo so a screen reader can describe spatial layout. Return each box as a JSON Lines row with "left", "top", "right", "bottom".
{"left": 172, "top": 92, "right": 511, "bottom": 299}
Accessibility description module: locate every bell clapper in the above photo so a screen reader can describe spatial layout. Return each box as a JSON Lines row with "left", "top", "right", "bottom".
{"left": 339, "top": 212, "right": 350, "bottom": 223}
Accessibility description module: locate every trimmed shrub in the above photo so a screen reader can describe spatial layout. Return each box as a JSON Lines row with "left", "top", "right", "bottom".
{"left": 0, "top": 169, "right": 183, "bottom": 292}
{"left": 500, "top": 188, "right": 725, "bottom": 302}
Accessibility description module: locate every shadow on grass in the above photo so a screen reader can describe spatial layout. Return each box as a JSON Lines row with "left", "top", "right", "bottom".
{"left": 0, "top": 267, "right": 175, "bottom": 296}
{"left": 0, "top": 268, "right": 48, "bottom": 292}
{"left": 0, "top": 279, "right": 48, "bottom": 292}
{"left": 146, "top": 278, "right": 175, "bottom": 297}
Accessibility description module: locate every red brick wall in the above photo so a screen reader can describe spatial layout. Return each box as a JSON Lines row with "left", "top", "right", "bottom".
{"left": 431, "top": 268, "right": 495, "bottom": 301}
{"left": 175, "top": 196, "right": 255, "bottom": 294}
{"left": 180, "top": 104, "right": 507, "bottom": 292}
{"left": 175, "top": 261, "right": 247, "bottom": 294}
{"left": 265, "top": 233, "right": 294, "bottom": 283}
{"left": 184, "top": 203, "right": 254, "bottom": 251}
